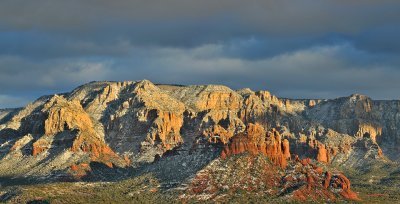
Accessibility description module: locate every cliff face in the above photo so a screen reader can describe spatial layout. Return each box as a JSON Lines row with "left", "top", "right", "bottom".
{"left": 42, "top": 95, "right": 124, "bottom": 165}
{"left": 0, "top": 94, "right": 127, "bottom": 179}
{"left": 303, "top": 94, "right": 398, "bottom": 163}
{"left": 1, "top": 80, "right": 399, "bottom": 201}
{"left": 221, "top": 123, "right": 291, "bottom": 168}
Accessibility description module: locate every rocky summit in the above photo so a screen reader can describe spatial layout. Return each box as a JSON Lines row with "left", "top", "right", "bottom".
{"left": 1, "top": 80, "right": 400, "bottom": 203}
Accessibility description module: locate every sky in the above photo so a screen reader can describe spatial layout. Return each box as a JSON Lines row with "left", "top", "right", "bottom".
{"left": 1, "top": 0, "right": 400, "bottom": 108}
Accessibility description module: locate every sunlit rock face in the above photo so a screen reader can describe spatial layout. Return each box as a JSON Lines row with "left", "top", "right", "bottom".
{"left": 1, "top": 79, "right": 400, "bottom": 201}
{"left": 220, "top": 123, "right": 291, "bottom": 168}
{"left": 303, "top": 93, "right": 399, "bottom": 163}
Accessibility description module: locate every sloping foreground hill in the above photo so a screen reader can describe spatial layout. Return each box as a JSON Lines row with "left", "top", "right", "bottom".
{"left": 1, "top": 80, "right": 400, "bottom": 203}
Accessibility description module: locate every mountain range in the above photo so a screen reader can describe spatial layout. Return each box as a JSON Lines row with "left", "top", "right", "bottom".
{"left": 1, "top": 80, "right": 399, "bottom": 203}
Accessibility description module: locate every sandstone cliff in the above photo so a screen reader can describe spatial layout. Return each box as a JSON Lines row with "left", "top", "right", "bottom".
{"left": 220, "top": 123, "right": 291, "bottom": 168}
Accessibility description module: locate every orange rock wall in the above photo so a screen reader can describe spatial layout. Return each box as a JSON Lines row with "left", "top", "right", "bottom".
{"left": 221, "top": 123, "right": 290, "bottom": 168}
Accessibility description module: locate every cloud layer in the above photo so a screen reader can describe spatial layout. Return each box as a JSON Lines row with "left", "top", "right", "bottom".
{"left": 0, "top": 1, "right": 400, "bottom": 108}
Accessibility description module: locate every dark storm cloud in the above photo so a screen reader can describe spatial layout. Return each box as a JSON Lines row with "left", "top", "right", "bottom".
{"left": 1, "top": 0, "right": 399, "bottom": 49}
{"left": 0, "top": 0, "right": 400, "bottom": 108}
{"left": 0, "top": 31, "right": 133, "bottom": 59}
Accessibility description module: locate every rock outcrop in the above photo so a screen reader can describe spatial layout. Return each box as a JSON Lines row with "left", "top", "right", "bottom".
{"left": 147, "top": 111, "right": 183, "bottom": 149}
{"left": 42, "top": 95, "right": 123, "bottom": 166}
{"left": 304, "top": 94, "right": 400, "bottom": 162}
{"left": 221, "top": 123, "right": 290, "bottom": 168}
{"left": 0, "top": 94, "right": 127, "bottom": 180}
{"left": 183, "top": 153, "right": 358, "bottom": 202}
{"left": 43, "top": 96, "right": 92, "bottom": 136}
{"left": 280, "top": 156, "right": 359, "bottom": 201}
{"left": 317, "top": 143, "right": 329, "bottom": 163}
